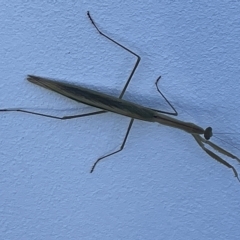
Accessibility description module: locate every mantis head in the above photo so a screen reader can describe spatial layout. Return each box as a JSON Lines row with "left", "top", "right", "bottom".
{"left": 204, "top": 127, "right": 213, "bottom": 140}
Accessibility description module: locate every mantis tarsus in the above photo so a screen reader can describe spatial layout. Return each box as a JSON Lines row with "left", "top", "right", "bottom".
{"left": 1, "top": 11, "right": 239, "bottom": 182}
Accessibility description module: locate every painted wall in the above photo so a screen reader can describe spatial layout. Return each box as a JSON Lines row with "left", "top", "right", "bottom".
{"left": 1, "top": 1, "right": 240, "bottom": 239}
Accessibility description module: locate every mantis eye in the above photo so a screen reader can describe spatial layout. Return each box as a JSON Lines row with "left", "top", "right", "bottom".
{"left": 204, "top": 127, "right": 213, "bottom": 140}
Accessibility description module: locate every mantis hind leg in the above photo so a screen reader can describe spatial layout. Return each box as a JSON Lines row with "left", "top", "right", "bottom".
{"left": 87, "top": 11, "right": 140, "bottom": 99}
{"left": 0, "top": 108, "right": 106, "bottom": 120}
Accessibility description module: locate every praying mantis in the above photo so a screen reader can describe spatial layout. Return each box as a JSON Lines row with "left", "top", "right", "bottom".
{"left": 1, "top": 11, "right": 239, "bottom": 182}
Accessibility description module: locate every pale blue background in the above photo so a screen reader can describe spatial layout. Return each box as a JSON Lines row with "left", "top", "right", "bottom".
{"left": 1, "top": 1, "right": 240, "bottom": 239}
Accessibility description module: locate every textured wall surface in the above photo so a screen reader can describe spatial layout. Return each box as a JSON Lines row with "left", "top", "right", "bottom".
{"left": 1, "top": 1, "right": 240, "bottom": 239}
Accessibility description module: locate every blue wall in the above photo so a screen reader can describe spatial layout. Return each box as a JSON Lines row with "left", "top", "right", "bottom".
{"left": 1, "top": 1, "right": 240, "bottom": 239}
